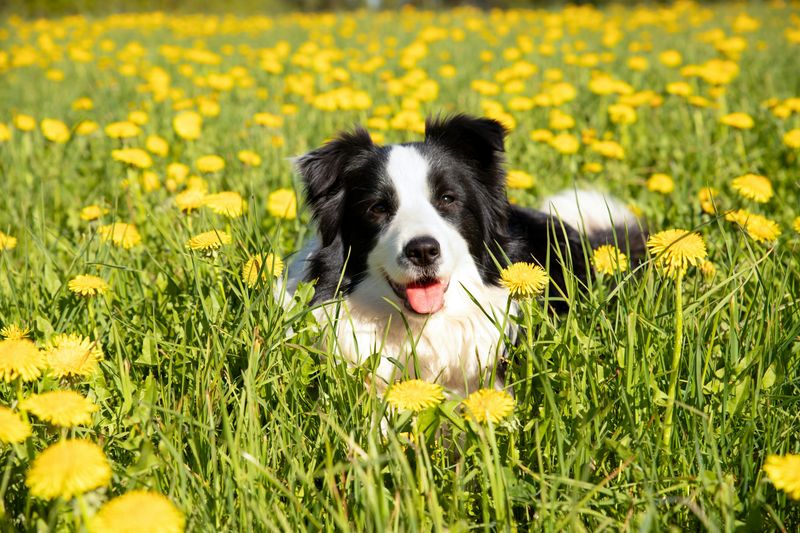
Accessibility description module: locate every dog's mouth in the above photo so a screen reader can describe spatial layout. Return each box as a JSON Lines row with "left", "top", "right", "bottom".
{"left": 384, "top": 273, "right": 450, "bottom": 315}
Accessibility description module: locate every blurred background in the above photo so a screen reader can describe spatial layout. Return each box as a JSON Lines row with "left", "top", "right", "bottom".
{"left": 2, "top": 0, "right": 655, "bottom": 17}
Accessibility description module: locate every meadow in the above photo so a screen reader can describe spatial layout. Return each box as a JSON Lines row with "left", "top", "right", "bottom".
{"left": 1, "top": 1, "right": 800, "bottom": 531}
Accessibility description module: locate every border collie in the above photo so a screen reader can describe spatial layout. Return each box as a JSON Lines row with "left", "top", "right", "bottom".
{"left": 288, "top": 114, "right": 645, "bottom": 396}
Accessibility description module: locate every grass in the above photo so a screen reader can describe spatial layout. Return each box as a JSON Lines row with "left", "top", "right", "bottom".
{"left": 1, "top": 2, "right": 800, "bottom": 530}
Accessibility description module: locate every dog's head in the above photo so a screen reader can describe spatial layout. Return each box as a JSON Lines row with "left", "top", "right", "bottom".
{"left": 296, "top": 114, "right": 509, "bottom": 315}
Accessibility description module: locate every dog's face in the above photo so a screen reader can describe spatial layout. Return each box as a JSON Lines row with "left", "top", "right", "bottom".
{"left": 296, "top": 115, "right": 509, "bottom": 316}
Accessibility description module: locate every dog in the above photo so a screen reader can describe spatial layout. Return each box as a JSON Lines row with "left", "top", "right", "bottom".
{"left": 287, "top": 114, "right": 645, "bottom": 397}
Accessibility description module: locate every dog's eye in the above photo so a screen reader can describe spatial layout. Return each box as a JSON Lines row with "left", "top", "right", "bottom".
{"left": 369, "top": 202, "right": 389, "bottom": 215}
{"left": 439, "top": 194, "right": 456, "bottom": 205}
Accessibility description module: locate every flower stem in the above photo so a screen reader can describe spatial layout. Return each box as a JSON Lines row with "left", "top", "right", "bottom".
{"left": 662, "top": 270, "right": 684, "bottom": 450}
{"left": 88, "top": 299, "right": 98, "bottom": 340}
{"left": 524, "top": 299, "right": 534, "bottom": 409}
{"left": 76, "top": 493, "right": 92, "bottom": 528}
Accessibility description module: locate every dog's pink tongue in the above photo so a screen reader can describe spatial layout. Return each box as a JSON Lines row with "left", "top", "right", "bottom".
{"left": 405, "top": 280, "right": 446, "bottom": 314}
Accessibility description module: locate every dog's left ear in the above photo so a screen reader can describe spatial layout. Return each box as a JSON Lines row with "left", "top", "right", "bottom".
{"left": 295, "top": 128, "right": 375, "bottom": 247}
{"left": 424, "top": 114, "right": 507, "bottom": 180}
{"left": 426, "top": 114, "right": 510, "bottom": 269}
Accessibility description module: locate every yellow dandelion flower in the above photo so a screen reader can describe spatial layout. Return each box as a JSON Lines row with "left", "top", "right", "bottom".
{"left": 104, "top": 121, "right": 141, "bottom": 139}
{"left": 112, "top": 148, "right": 152, "bottom": 169}
{"left": 45, "top": 333, "right": 103, "bottom": 378}
{"left": 186, "top": 230, "right": 232, "bottom": 251}
{"left": 203, "top": 192, "right": 246, "bottom": 217}
{"left": 500, "top": 262, "right": 548, "bottom": 298}
{"left": 68, "top": 275, "right": 109, "bottom": 296}
{"left": 666, "top": 81, "right": 692, "bottom": 96}
{"left": 198, "top": 98, "right": 221, "bottom": 117}
{"left": 76, "top": 120, "right": 99, "bottom": 136}
{"left": 590, "top": 140, "right": 625, "bottom": 160}
{"left": 720, "top": 112, "right": 754, "bottom": 130}
{"left": 128, "top": 110, "right": 148, "bottom": 125}
{"left": 784, "top": 129, "right": 800, "bottom": 149}
{"left": 688, "top": 96, "right": 715, "bottom": 109}
{"left": 439, "top": 64, "right": 456, "bottom": 78}
{"left": 726, "top": 210, "right": 781, "bottom": 242}
{"left": 608, "top": 103, "right": 637, "bottom": 125}
{"left": 549, "top": 133, "right": 580, "bottom": 154}
{"left": 0, "top": 338, "right": 46, "bottom": 382}
{"left": 186, "top": 176, "right": 208, "bottom": 193}
{"left": 487, "top": 111, "right": 517, "bottom": 132}
{"left": 14, "top": 114, "right": 37, "bottom": 132}
{"left": 146, "top": 135, "right": 169, "bottom": 157}
{"left": 99, "top": 222, "right": 141, "bottom": 249}
{"left": 21, "top": 390, "right": 98, "bottom": 427}
{"left": 764, "top": 454, "right": 800, "bottom": 500}
{"left": 658, "top": 49, "right": 682, "bottom": 67}
{"left": 698, "top": 187, "right": 721, "bottom": 214}
{"left": 646, "top": 173, "right": 675, "bottom": 194}
{"left": 529, "top": 129, "right": 554, "bottom": 143}
{"left": 771, "top": 106, "right": 791, "bottom": 119}
{"left": 167, "top": 162, "right": 190, "bottom": 183}
{"left": 581, "top": 129, "right": 597, "bottom": 144}
{"left": 0, "top": 123, "right": 10, "bottom": 142}
{"left": 80, "top": 205, "right": 108, "bottom": 221}
{"left": 462, "top": 389, "right": 515, "bottom": 424}
{"left": 72, "top": 97, "right": 93, "bottom": 111}
{"left": 91, "top": 490, "right": 185, "bottom": 533}
{"left": 385, "top": 380, "right": 445, "bottom": 412}
{"left": 785, "top": 98, "right": 800, "bottom": 112}
{"left": 253, "top": 112, "right": 283, "bottom": 128}
{"left": 47, "top": 69, "right": 64, "bottom": 80}
{"left": 1, "top": 324, "right": 30, "bottom": 340}
{"left": 793, "top": 217, "right": 800, "bottom": 234}
{"left": 26, "top": 439, "right": 111, "bottom": 500}
{"left": 141, "top": 171, "right": 160, "bottom": 192}
{"left": 732, "top": 13, "right": 760, "bottom": 33}
{"left": 267, "top": 189, "right": 297, "bottom": 220}
{"left": 593, "top": 245, "right": 629, "bottom": 275}
{"left": 196, "top": 155, "right": 225, "bottom": 173}
{"left": 241, "top": 253, "right": 284, "bottom": 287}
{"left": 173, "top": 111, "right": 202, "bottom": 140}
{"left": 175, "top": 188, "right": 206, "bottom": 213}
{"left": 238, "top": 150, "right": 262, "bottom": 166}
{"left": 646, "top": 229, "right": 707, "bottom": 277}
{"left": 506, "top": 170, "right": 535, "bottom": 189}
{"left": 725, "top": 210, "right": 781, "bottom": 242}
{"left": 41, "top": 119, "right": 70, "bottom": 144}
{"left": 582, "top": 162, "right": 604, "bottom": 173}
{"left": 0, "top": 406, "right": 32, "bottom": 443}
{"left": 548, "top": 109, "right": 575, "bottom": 130}
{"left": 731, "top": 173, "right": 773, "bottom": 203}
{"left": 0, "top": 231, "right": 17, "bottom": 251}
{"left": 699, "top": 259, "right": 717, "bottom": 279}
{"left": 724, "top": 209, "right": 752, "bottom": 227}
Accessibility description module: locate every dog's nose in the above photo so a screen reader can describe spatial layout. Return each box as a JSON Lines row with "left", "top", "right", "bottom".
{"left": 404, "top": 236, "right": 440, "bottom": 266}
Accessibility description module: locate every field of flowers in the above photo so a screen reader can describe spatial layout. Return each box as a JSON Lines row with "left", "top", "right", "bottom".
{"left": 1, "top": 1, "right": 800, "bottom": 530}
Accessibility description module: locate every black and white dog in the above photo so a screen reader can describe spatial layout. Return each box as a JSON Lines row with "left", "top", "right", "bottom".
{"left": 288, "top": 114, "right": 644, "bottom": 396}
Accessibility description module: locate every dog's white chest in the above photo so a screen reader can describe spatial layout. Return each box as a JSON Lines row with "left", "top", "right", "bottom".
{"left": 319, "top": 276, "right": 513, "bottom": 396}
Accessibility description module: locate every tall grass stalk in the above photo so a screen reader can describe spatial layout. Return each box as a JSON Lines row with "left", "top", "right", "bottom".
{"left": 662, "top": 270, "right": 684, "bottom": 449}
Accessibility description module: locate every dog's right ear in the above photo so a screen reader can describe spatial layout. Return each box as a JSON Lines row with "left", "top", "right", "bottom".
{"left": 294, "top": 128, "right": 374, "bottom": 247}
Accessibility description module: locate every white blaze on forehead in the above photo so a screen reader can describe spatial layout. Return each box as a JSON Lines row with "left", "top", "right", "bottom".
{"left": 386, "top": 145, "right": 430, "bottom": 209}
{"left": 373, "top": 144, "right": 459, "bottom": 285}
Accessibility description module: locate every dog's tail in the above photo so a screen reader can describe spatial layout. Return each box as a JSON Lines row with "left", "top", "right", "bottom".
{"left": 540, "top": 189, "right": 647, "bottom": 263}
